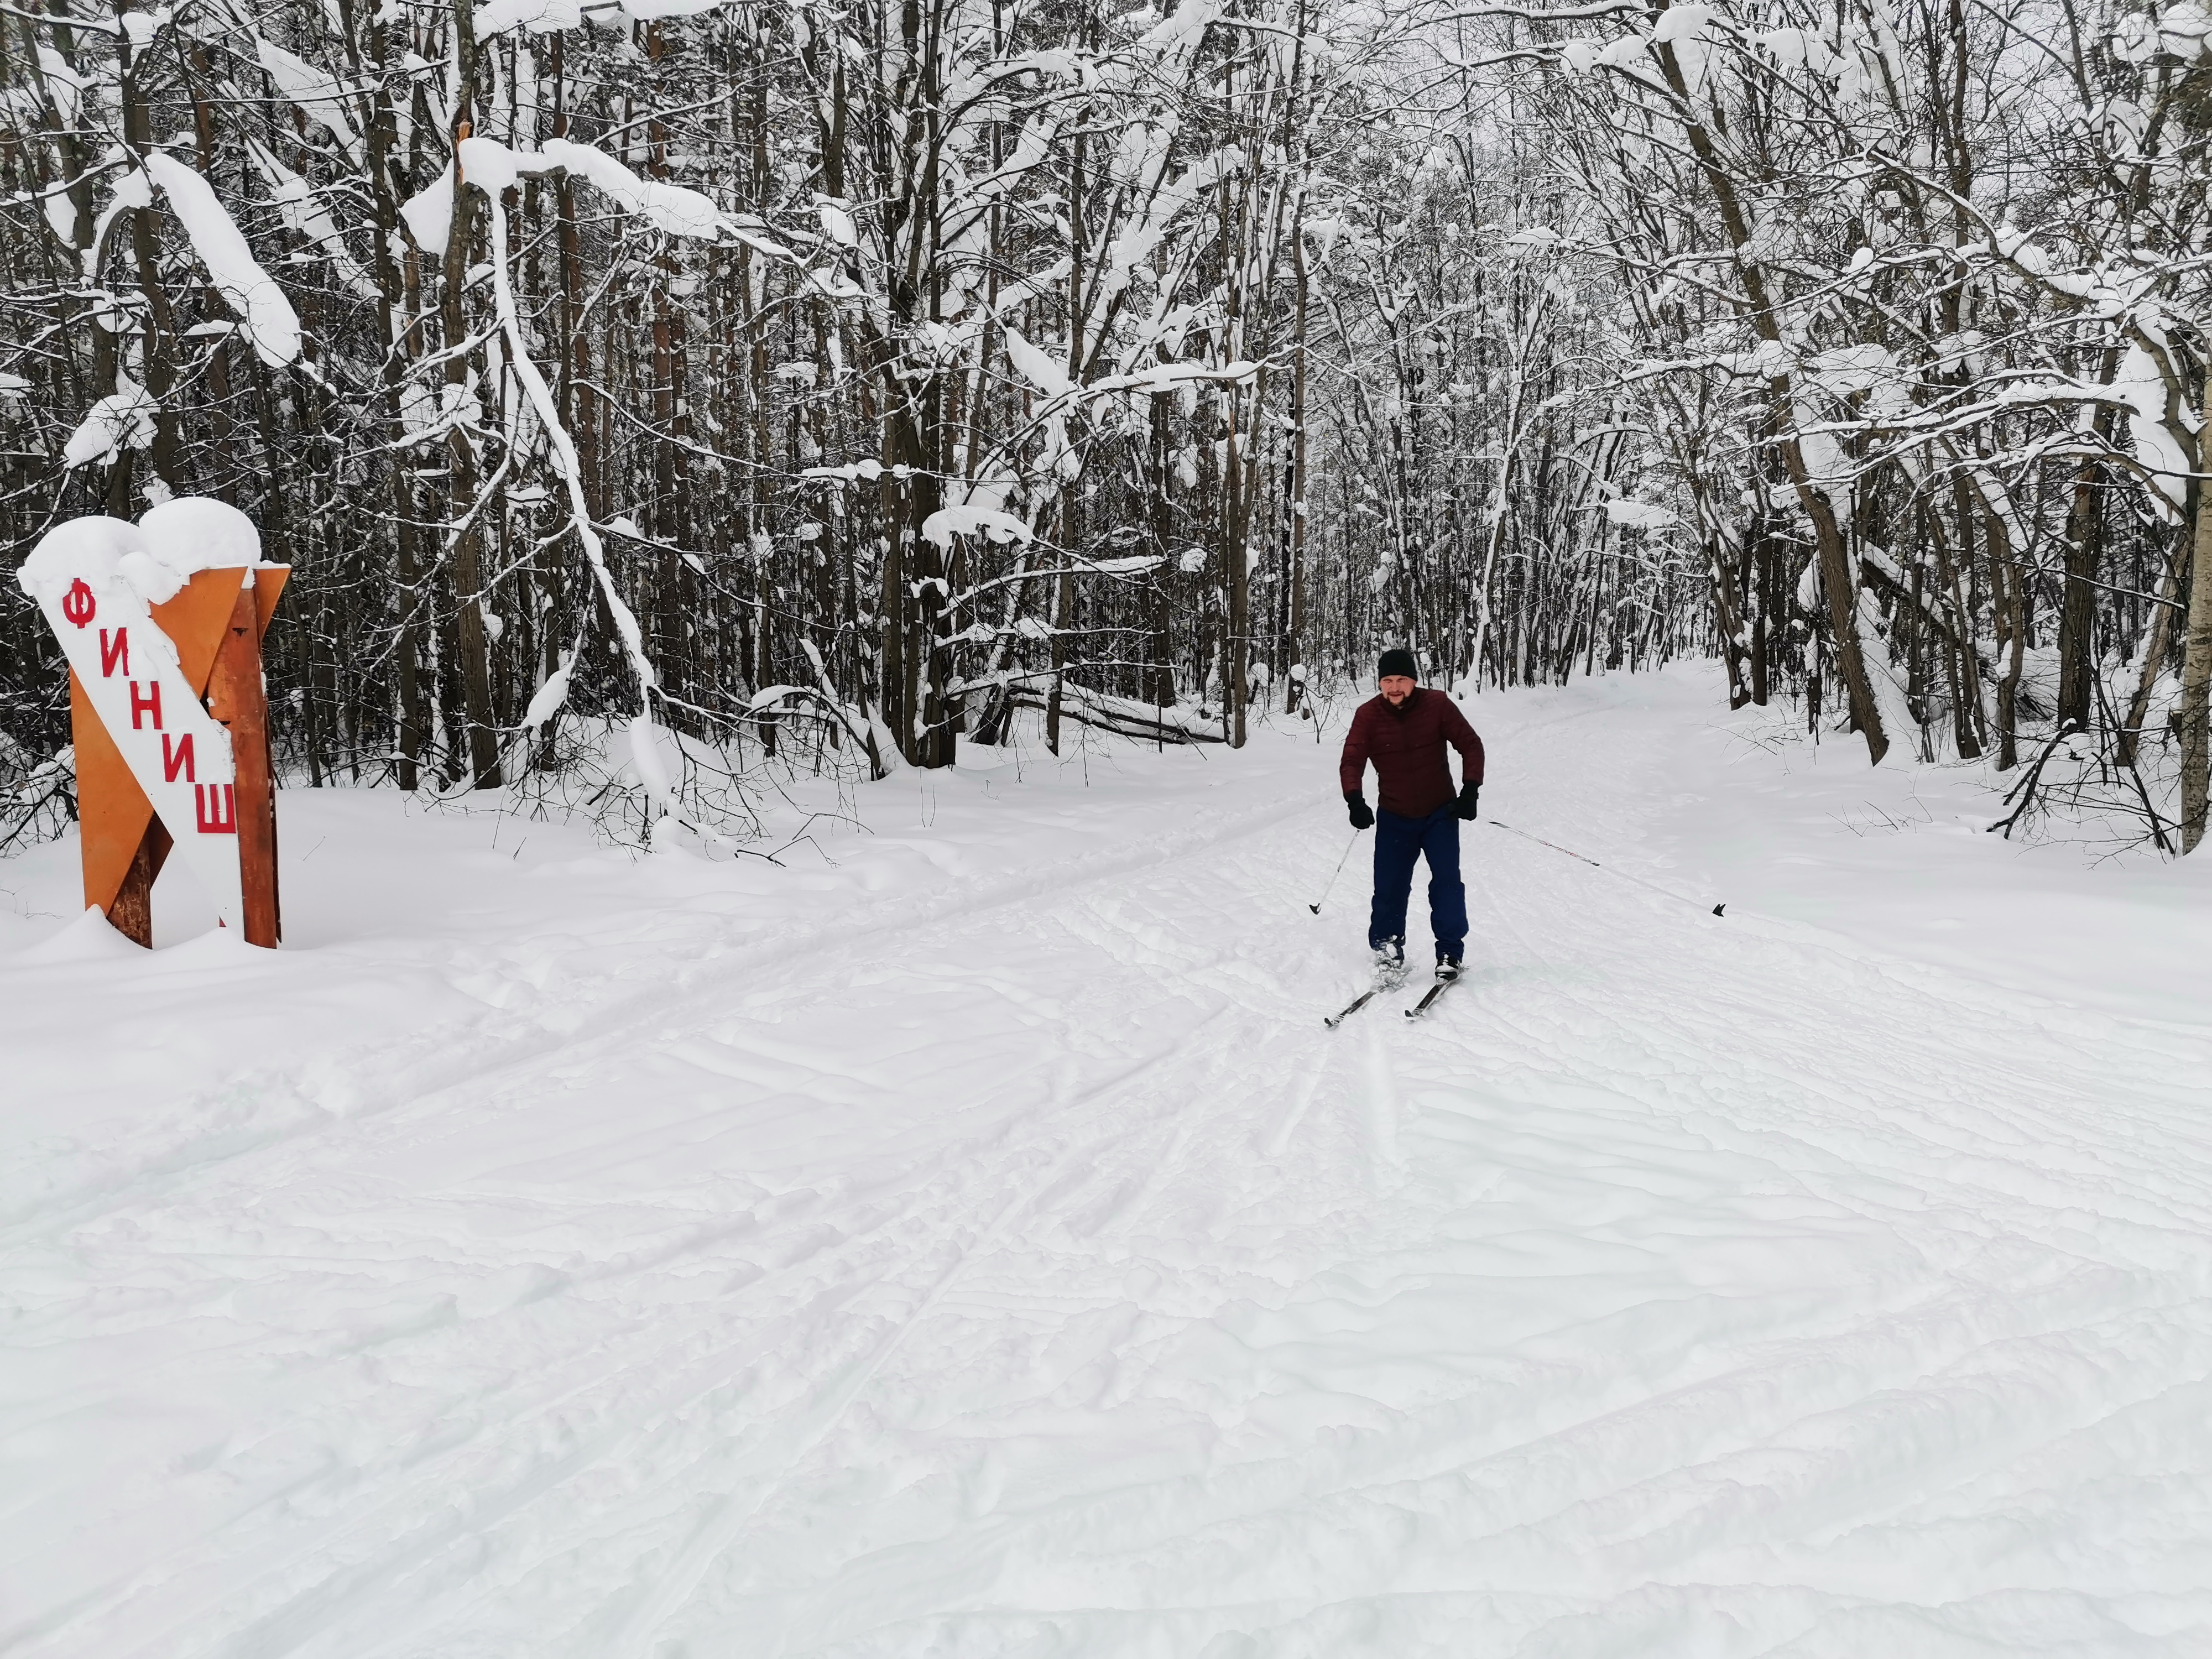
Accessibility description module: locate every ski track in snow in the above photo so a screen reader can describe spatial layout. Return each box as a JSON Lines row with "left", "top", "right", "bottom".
{"left": 6, "top": 674, "right": 2212, "bottom": 1657}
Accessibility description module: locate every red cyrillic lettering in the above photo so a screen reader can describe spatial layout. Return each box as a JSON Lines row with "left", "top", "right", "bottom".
{"left": 129, "top": 680, "right": 162, "bottom": 730}
{"left": 163, "top": 733, "right": 196, "bottom": 784}
{"left": 100, "top": 628, "right": 128, "bottom": 677}
{"left": 195, "top": 784, "right": 236, "bottom": 834}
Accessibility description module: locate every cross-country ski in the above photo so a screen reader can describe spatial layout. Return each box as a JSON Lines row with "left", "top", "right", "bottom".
{"left": 1321, "top": 986, "right": 1379, "bottom": 1027}
{"left": 1403, "top": 975, "right": 1457, "bottom": 1020}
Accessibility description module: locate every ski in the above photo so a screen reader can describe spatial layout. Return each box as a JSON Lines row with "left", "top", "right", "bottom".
{"left": 1404, "top": 977, "right": 1457, "bottom": 1020}
{"left": 1326, "top": 965, "right": 1407, "bottom": 1027}
{"left": 1323, "top": 987, "right": 1380, "bottom": 1028}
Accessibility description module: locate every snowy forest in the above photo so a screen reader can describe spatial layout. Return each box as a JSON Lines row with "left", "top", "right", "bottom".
{"left": 2, "top": 0, "right": 2208, "bottom": 843}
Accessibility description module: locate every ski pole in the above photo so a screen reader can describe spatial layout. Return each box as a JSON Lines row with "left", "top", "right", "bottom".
{"left": 1489, "top": 819, "right": 1725, "bottom": 917}
{"left": 1308, "top": 829, "right": 1361, "bottom": 915}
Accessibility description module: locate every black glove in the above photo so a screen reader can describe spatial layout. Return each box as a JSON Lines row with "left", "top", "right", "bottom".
{"left": 1456, "top": 781, "right": 1480, "bottom": 821}
{"left": 1346, "top": 793, "right": 1375, "bottom": 831}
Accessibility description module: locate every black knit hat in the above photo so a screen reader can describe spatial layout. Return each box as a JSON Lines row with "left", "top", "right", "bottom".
{"left": 1377, "top": 648, "right": 1419, "bottom": 682}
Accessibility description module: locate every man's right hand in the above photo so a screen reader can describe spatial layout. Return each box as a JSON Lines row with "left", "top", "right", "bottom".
{"left": 1346, "top": 794, "right": 1374, "bottom": 831}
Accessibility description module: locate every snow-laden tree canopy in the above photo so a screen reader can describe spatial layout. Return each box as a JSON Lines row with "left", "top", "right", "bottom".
{"left": 1, "top": 0, "right": 2206, "bottom": 845}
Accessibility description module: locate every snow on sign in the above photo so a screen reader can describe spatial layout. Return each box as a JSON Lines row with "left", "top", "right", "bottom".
{"left": 17, "top": 499, "right": 288, "bottom": 948}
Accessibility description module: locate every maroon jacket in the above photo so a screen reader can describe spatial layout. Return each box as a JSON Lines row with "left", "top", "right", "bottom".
{"left": 1339, "top": 687, "right": 1485, "bottom": 818}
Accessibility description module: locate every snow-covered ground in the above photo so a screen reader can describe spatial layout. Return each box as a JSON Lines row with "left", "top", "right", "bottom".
{"left": 6, "top": 667, "right": 2212, "bottom": 1657}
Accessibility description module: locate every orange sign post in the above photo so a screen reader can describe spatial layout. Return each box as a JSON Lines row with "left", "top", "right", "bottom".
{"left": 24, "top": 507, "right": 288, "bottom": 949}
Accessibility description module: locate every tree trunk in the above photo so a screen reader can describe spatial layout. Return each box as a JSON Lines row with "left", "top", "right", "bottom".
{"left": 2120, "top": 539, "right": 2185, "bottom": 770}
{"left": 2175, "top": 375, "right": 2212, "bottom": 851}
{"left": 1224, "top": 392, "right": 1248, "bottom": 748}
{"left": 366, "top": 6, "right": 426, "bottom": 788}
{"left": 1286, "top": 231, "right": 1309, "bottom": 714}
{"left": 1651, "top": 35, "right": 1886, "bottom": 763}
{"left": 2057, "top": 451, "right": 2107, "bottom": 732}
{"left": 441, "top": 1, "right": 500, "bottom": 788}
{"left": 1045, "top": 562, "right": 1073, "bottom": 757}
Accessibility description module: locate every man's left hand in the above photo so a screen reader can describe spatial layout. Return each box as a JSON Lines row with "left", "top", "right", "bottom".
{"left": 1456, "top": 781, "right": 1480, "bottom": 821}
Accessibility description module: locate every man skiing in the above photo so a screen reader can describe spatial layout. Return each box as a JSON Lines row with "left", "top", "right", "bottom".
{"left": 1340, "top": 648, "right": 1484, "bottom": 986}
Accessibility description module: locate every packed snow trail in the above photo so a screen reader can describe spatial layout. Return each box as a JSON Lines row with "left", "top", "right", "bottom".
{"left": 5, "top": 671, "right": 2212, "bottom": 1657}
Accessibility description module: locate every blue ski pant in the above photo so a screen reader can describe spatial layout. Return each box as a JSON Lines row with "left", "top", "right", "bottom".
{"left": 1369, "top": 805, "right": 1467, "bottom": 957}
